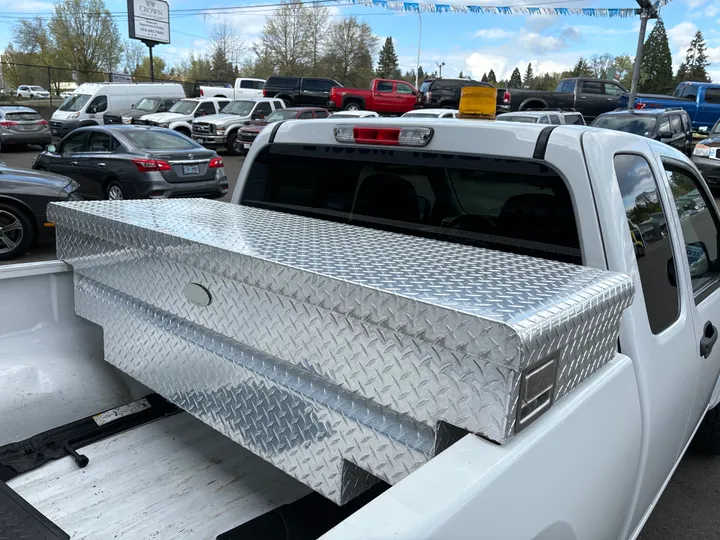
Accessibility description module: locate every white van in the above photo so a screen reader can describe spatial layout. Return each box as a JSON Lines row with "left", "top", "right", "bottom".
{"left": 49, "top": 82, "right": 185, "bottom": 137}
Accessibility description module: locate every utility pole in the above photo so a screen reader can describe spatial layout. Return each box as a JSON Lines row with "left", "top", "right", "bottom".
{"left": 628, "top": 0, "right": 660, "bottom": 110}
{"left": 437, "top": 61, "right": 445, "bottom": 78}
{"left": 415, "top": 11, "right": 422, "bottom": 89}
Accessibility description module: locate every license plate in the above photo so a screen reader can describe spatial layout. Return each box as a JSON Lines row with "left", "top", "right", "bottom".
{"left": 183, "top": 164, "right": 200, "bottom": 175}
{"left": 243, "top": 143, "right": 251, "bottom": 149}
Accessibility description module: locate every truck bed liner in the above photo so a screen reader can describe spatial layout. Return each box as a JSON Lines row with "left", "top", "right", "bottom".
{"left": 8, "top": 413, "right": 310, "bottom": 539}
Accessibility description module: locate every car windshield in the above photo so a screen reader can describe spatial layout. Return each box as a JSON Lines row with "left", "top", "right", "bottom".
{"left": 592, "top": 115, "right": 657, "bottom": 137}
{"left": 498, "top": 116, "right": 538, "bottom": 123}
{"left": 222, "top": 101, "right": 256, "bottom": 116}
{"left": 264, "top": 109, "right": 301, "bottom": 122}
{"left": 123, "top": 130, "right": 200, "bottom": 150}
{"left": 710, "top": 122, "right": 720, "bottom": 136}
{"left": 169, "top": 100, "right": 198, "bottom": 115}
{"left": 30, "top": 86, "right": 46, "bottom": 91}
{"left": 134, "top": 98, "right": 160, "bottom": 112}
{"left": 402, "top": 112, "right": 439, "bottom": 118}
{"left": 59, "top": 94, "right": 91, "bottom": 112}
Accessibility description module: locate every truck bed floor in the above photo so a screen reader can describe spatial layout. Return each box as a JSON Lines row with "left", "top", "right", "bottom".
{"left": 7, "top": 412, "right": 311, "bottom": 539}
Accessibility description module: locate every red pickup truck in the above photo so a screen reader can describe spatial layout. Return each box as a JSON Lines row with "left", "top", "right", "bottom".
{"left": 328, "top": 78, "right": 417, "bottom": 115}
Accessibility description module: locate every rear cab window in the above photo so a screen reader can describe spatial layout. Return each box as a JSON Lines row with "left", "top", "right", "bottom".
{"left": 240, "top": 144, "right": 581, "bottom": 265}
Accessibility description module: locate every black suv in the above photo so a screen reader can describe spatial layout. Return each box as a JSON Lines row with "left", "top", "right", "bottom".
{"left": 416, "top": 78, "right": 510, "bottom": 113}
{"left": 263, "top": 77, "right": 343, "bottom": 107}
{"left": 591, "top": 108, "right": 693, "bottom": 156}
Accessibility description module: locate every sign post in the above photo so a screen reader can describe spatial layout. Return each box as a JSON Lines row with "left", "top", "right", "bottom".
{"left": 127, "top": 0, "right": 170, "bottom": 82}
{"left": 628, "top": 0, "right": 660, "bottom": 110}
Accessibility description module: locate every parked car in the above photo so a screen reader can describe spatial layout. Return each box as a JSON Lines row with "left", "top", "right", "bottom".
{"left": 32, "top": 126, "right": 228, "bottom": 200}
{"left": 329, "top": 110, "right": 379, "bottom": 118}
{"left": 327, "top": 79, "right": 417, "bottom": 115}
{"left": 262, "top": 76, "right": 343, "bottom": 107}
{"left": 199, "top": 78, "right": 266, "bottom": 100}
{"left": 691, "top": 118, "right": 720, "bottom": 189}
{"left": 508, "top": 77, "right": 628, "bottom": 121}
{"left": 50, "top": 82, "right": 186, "bottom": 137}
{"left": 139, "top": 97, "right": 230, "bottom": 138}
{"left": 401, "top": 108, "right": 458, "bottom": 119}
{"left": 497, "top": 110, "right": 586, "bottom": 125}
{"left": 591, "top": 108, "right": 693, "bottom": 155}
{"left": 234, "top": 107, "right": 329, "bottom": 154}
{"left": 103, "top": 97, "right": 181, "bottom": 125}
{"left": 59, "top": 91, "right": 75, "bottom": 99}
{"left": 192, "top": 98, "right": 285, "bottom": 155}
{"left": 16, "top": 85, "right": 50, "bottom": 99}
{"left": 0, "top": 106, "right": 52, "bottom": 151}
{"left": 192, "top": 80, "right": 231, "bottom": 98}
{"left": 415, "top": 78, "right": 510, "bottom": 114}
{"left": 0, "top": 163, "right": 80, "bottom": 260}
{"left": 619, "top": 81, "right": 720, "bottom": 132}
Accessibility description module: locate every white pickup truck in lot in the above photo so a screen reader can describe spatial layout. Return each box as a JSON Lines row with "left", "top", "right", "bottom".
{"left": 199, "top": 77, "right": 266, "bottom": 100}
{"left": 2, "top": 118, "right": 720, "bottom": 540}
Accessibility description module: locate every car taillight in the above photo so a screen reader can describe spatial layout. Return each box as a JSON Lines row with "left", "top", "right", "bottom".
{"left": 209, "top": 156, "right": 223, "bottom": 168}
{"left": 131, "top": 158, "right": 172, "bottom": 172}
{"left": 200, "top": 88, "right": 204, "bottom": 96}
{"left": 635, "top": 102, "right": 647, "bottom": 110}
{"left": 426, "top": 91, "right": 432, "bottom": 102}
{"left": 263, "top": 88, "right": 267, "bottom": 96}
{"left": 503, "top": 90, "right": 510, "bottom": 104}
{"left": 38, "top": 120, "right": 48, "bottom": 126}
{"left": 334, "top": 126, "right": 433, "bottom": 147}
{"left": 0, "top": 121, "right": 17, "bottom": 128}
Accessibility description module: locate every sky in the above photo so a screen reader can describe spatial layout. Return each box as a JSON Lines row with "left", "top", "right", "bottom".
{"left": 1, "top": 0, "right": 719, "bottom": 83}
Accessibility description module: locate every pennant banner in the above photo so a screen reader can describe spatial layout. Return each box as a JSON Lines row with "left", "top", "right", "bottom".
{"left": 350, "top": 1, "right": 670, "bottom": 17}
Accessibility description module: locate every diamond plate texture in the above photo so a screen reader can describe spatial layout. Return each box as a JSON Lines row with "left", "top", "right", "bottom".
{"left": 48, "top": 199, "right": 634, "bottom": 503}
{"left": 0, "top": 482, "right": 69, "bottom": 540}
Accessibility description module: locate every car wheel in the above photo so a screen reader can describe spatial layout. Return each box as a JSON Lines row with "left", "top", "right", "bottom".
{"left": 106, "top": 181, "right": 124, "bottom": 200}
{"left": 0, "top": 203, "right": 34, "bottom": 261}
{"left": 344, "top": 101, "right": 361, "bottom": 111}
{"left": 226, "top": 131, "right": 239, "bottom": 156}
{"left": 281, "top": 97, "right": 293, "bottom": 108}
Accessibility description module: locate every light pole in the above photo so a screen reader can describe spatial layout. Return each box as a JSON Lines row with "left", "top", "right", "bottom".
{"left": 628, "top": 0, "right": 660, "bottom": 109}
{"left": 437, "top": 61, "right": 445, "bottom": 78}
{"left": 415, "top": 10, "right": 422, "bottom": 89}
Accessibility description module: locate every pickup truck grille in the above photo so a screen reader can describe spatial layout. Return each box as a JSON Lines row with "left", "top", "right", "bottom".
{"left": 193, "top": 123, "right": 214, "bottom": 135}
{"left": 241, "top": 131, "right": 257, "bottom": 143}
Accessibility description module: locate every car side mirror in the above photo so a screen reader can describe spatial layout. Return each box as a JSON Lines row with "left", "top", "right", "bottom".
{"left": 46, "top": 144, "right": 57, "bottom": 153}
{"left": 131, "top": 104, "right": 136, "bottom": 109}
{"left": 659, "top": 130, "right": 673, "bottom": 140}
{"left": 688, "top": 241, "right": 710, "bottom": 279}
{"left": 194, "top": 111, "right": 204, "bottom": 117}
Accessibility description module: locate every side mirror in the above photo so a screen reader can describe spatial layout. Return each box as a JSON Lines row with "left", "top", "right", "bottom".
{"left": 194, "top": 111, "right": 204, "bottom": 117}
{"left": 688, "top": 241, "right": 710, "bottom": 279}
{"left": 659, "top": 130, "right": 673, "bottom": 140}
{"left": 46, "top": 144, "right": 57, "bottom": 153}
{"left": 412, "top": 90, "right": 418, "bottom": 95}
{"left": 131, "top": 104, "right": 136, "bottom": 109}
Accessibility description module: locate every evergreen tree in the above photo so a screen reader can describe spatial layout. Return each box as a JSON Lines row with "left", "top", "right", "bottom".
{"left": 639, "top": 19, "right": 674, "bottom": 93}
{"left": 570, "top": 57, "right": 593, "bottom": 77}
{"left": 376, "top": 36, "right": 400, "bottom": 79}
{"left": 523, "top": 63, "right": 534, "bottom": 88}
{"left": 458, "top": 70, "right": 464, "bottom": 78}
{"left": 684, "top": 30, "right": 711, "bottom": 82}
{"left": 487, "top": 69, "right": 497, "bottom": 84}
{"left": 676, "top": 62, "right": 688, "bottom": 82}
{"left": 508, "top": 67, "right": 522, "bottom": 89}
{"left": 417, "top": 65, "right": 425, "bottom": 81}
{"left": 481, "top": 72, "right": 488, "bottom": 82}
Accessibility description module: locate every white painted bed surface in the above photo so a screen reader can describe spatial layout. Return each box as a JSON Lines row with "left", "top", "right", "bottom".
{"left": 9, "top": 412, "right": 312, "bottom": 539}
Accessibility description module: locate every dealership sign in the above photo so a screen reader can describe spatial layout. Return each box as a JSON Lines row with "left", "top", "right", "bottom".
{"left": 127, "top": 0, "right": 170, "bottom": 45}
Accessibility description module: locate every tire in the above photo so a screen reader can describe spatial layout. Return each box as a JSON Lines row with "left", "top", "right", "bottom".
{"left": 691, "top": 403, "right": 720, "bottom": 454}
{"left": 175, "top": 128, "right": 191, "bottom": 138}
{"left": 106, "top": 181, "right": 124, "bottom": 201}
{"left": 344, "top": 101, "right": 362, "bottom": 111}
{"left": 0, "top": 202, "right": 34, "bottom": 261}
{"left": 279, "top": 96, "right": 293, "bottom": 108}
{"left": 226, "top": 131, "right": 240, "bottom": 156}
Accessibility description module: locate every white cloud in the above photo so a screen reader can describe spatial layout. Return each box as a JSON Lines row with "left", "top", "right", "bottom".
{"left": 474, "top": 28, "right": 513, "bottom": 39}
{"left": 518, "top": 32, "right": 566, "bottom": 54}
{"left": 668, "top": 21, "right": 698, "bottom": 50}
{"left": 706, "top": 4, "right": 720, "bottom": 16}
{"left": 685, "top": 0, "right": 709, "bottom": 8}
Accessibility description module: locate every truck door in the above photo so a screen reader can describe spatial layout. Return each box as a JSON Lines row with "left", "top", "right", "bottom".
{"left": 395, "top": 82, "right": 416, "bottom": 113}
{"left": 576, "top": 80, "right": 606, "bottom": 120}
{"left": 696, "top": 87, "right": 720, "bottom": 131}
{"left": 373, "top": 80, "right": 395, "bottom": 112}
{"left": 660, "top": 160, "right": 720, "bottom": 442}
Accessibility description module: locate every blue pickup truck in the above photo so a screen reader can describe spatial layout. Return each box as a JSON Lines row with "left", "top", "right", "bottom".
{"left": 618, "top": 81, "right": 720, "bottom": 131}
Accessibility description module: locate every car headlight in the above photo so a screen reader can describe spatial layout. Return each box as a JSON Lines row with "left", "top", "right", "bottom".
{"left": 216, "top": 127, "right": 225, "bottom": 134}
{"left": 693, "top": 144, "right": 711, "bottom": 157}
{"left": 122, "top": 117, "right": 133, "bottom": 124}
{"left": 68, "top": 113, "right": 80, "bottom": 119}
{"left": 158, "top": 122, "right": 169, "bottom": 128}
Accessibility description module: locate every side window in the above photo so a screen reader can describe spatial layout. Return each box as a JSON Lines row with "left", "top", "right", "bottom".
{"left": 298, "top": 111, "right": 314, "bottom": 119}
{"left": 317, "top": 80, "right": 335, "bottom": 92}
{"left": 565, "top": 113, "right": 584, "bottom": 125}
{"left": 670, "top": 115, "right": 682, "bottom": 134}
{"left": 88, "top": 131, "right": 118, "bottom": 152}
{"left": 254, "top": 81, "right": 265, "bottom": 90}
{"left": 659, "top": 117, "right": 671, "bottom": 133}
{"left": 196, "top": 102, "right": 216, "bottom": 116}
{"left": 60, "top": 132, "right": 88, "bottom": 155}
{"left": 397, "top": 83, "right": 414, "bottom": 95}
{"left": 681, "top": 86, "right": 698, "bottom": 100}
{"left": 255, "top": 102, "right": 272, "bottom": 116}
{"left": 314, "top": 110, "right": 329, "bottom": 118}
{"left": 240, "top": 80, "right": 254, "bottom": 89}
{"left": 559, "top": 80, "right": 576, "bottom": 93}
{"left": 88, "top": 95, "right": 107, "bottom": 113}
{"left": 615, "top": 154, "right": 679, "bottom": 334}
{"left": 160, "top": 99, "right": 175, "bottom": 111}
{"left": 681, "top": 114, "right": 691, "bottom": 132}
{"left": 376, "top": 81, "right": 393, "bottom": 93}
{"left": 539, "top": 116, "right": 550, "bottom": 124}
{"left": 217, "top": 100, "right": 230, "bottom": 111}
{"left": 549, "top": 114, "right": 561, "bottom": 125}
{"left": 665, "top": 165, "right": 720, "bottom": 301}
{"left": 581, "top": 81, "right": 603, "bottom": 94}
{"left": 705, "top": 88, "right": 720, "bottom": 104}
{"left": 603, "top": 83, "right": 625, "bottom": 96}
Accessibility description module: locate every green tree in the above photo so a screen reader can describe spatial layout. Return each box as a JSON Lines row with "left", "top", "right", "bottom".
{"left": 639, "top": 19, "right": 674, "bottom": 93}
{"left": 323, "top": 17, "right": 377, "bottom": 87}
{"left": 676, "top": 62, "right": 688, "bottom": 82}
{"left": 178, "top": 53, "right": 213, "bottom": 82}
{"left": 589, "top": 53, "right": 614, "bottom": 79}
{"left": 487, "top": 69, "right": 497, "bottom": 84}
{"left": 508, "top": 67, "right": 522, "bottom": 89}
{"left": 523, "top": 63, "right": 533, "bottom": 88}
{"left": 257, "top": 0, "right": 312, "bottom": 75}
{"left": 417, "top": 65, "right": 425, "bottom": 81}
{"left": 570, "top": 57, "right": 593, "bottom": 77}
{"left": 684, "top": 30, "right": 711, "bottom": 82}
{"left": 133, "top": 55, "right": 166, "bottom": 81}
{"left": 376, "top": 37, "right": 400, "bottom": 79}
{"left": 481, "top": 72, "right": 488, "bottom": 82}
{"left": 458, "top": 70, "right": 464, "bottom": 78}
{"left": 613, "top": 54, "right": 634, "bottom": 89}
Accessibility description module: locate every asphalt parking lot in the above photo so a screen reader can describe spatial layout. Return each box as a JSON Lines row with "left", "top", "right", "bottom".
{"left": 2, "top": 144, "right": 720, "bottom": 538}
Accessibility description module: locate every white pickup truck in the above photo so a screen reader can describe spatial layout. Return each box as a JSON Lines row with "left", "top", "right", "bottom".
{"left": 2, "top": 119, "right": 720, "bottom": 540}
{"left": 199, "top": 78, "right": 266, "bottom": 100}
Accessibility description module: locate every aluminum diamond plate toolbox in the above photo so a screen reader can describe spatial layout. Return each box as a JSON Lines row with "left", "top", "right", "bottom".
{"left": 48, "top": 199, "right": 634, "bottom": 504}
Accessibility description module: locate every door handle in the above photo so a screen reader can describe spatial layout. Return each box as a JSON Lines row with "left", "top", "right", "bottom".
{"left": 701, "top": 321, "right": 718, "bottom": 358}
{"left": 579, "top": 96, "right": 587, "bottom": 99}
{"left": 71, "top": 161, "right": 78, "bottom": 166}
{"left": 607, "top": 98, "right": 614, "bottom": 101}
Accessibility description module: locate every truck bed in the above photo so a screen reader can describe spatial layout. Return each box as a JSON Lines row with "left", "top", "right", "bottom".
{"left": 8, "top": 412, "right": 310, "bottom": 539}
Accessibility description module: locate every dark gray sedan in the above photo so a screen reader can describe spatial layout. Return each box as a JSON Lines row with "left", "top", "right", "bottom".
{"left": 32, "top": 125, "right": 229, "bottom": 200}
{"left": 0, "top": 106, "right": 52, "bottom": 152}
{"left": 0, "top": 163, "right": 80, "bottom": 260}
